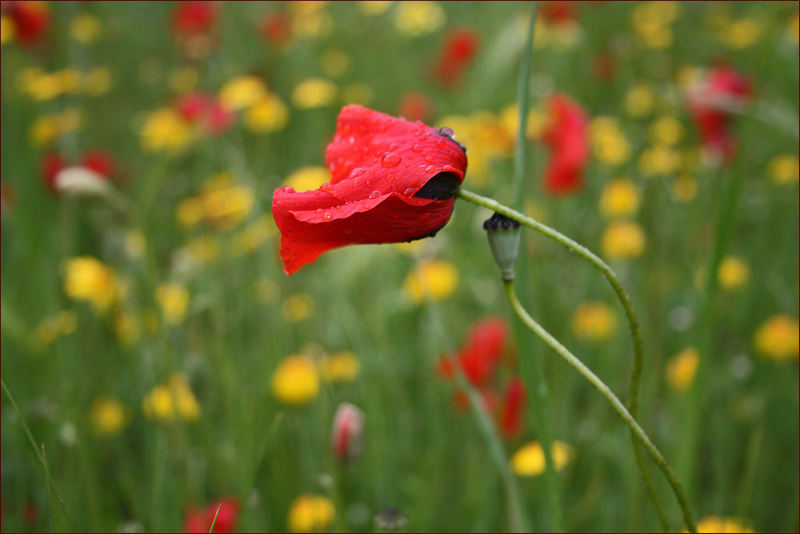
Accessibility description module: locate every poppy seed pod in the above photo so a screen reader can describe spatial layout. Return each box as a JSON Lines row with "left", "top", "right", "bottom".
{"left": 331, "top": 402, "right": 365, "bottom": 463}
{"left": 483, "top": 212, "right": 521, "bottom": 281}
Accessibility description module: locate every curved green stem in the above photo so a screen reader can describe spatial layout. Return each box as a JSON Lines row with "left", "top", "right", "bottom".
{"left": 502, "top": 281, "right": 697, "bottom": 533}
{"left": 458, "top": 187, "right": 669, "bottom": 528}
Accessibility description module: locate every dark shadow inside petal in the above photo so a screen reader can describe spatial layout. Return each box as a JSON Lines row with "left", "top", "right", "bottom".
{"left": 413, "top": 172, "right": 461, "bottom": 200}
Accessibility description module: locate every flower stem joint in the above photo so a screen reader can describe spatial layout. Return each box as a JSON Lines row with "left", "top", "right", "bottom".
{"left": 483, "top": 212, "right": 521, "bottom": 281}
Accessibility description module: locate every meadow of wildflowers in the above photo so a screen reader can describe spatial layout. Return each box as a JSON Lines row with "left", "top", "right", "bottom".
{"left": 1, "top": 1, "right": 798, "bottom": 532}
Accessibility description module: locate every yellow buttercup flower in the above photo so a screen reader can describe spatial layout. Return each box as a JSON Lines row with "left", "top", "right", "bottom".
{"left": 631, "top": 2, "right": 678, "bottom": 49}
{"left": 63, "top": 257, "right": 116, "bottom": 313}
{"left": 694, "top": 515, "right": 753, "bottom": 533}
{"left": 140, "top": 108, "right": 192, "bottom": 153}
{"left": 142, "top": 385, "right": 174, "bottom": 421}
{"left": 649, "top": 116, "right": 684, "bottom": 146}
{"left": 245, "top": 93, "right": 289, "bottom": 132}
{"left": 439, "top": 111, "right": 513, "bottom": 185}
{"left": 753, "top": 315, "right": 799, "bottom": 362}
{"left": 359, "top": 1, "right": 391, "bottom": 15}
{"left": 599, "top": 179, "right": 639, "bottom": 218}
{"left": 70, "top": 13, "right": 102, "bottom": 44}
{"left": 672, "top": 175, "right": 697, "bottom": 202}
{"left": 511, "top": 440, "right": 574, "bottom": 477}
{"left": 290, "top": 2, "right": 332, "bottom": 38}
{"left": 394, "top": 1, "right": 445, "bottom": 37}
{"left": 283, "top": 293, "right": 315, "bottom": 322}
{"left": 639, "top": 144, "right": 681, "bottom": 176}
{"left": 590, "top": 117, "right": 631, "bottom": 166}
{"left": 318, "top": 351, "right": 360, "bottom": 383}
{"left": 499, "top": 103, "right": 546, "bottom": 141}
{"left": 602, "top": 221, "right": 645, "bottom": 260}
{"left": 284, "top": 167, "right": 331, "bottom": 192}
{"left": 156, "top": 283, "right": 189, "bottom": 325}
{"left": 218, "top": 75, "right": 268, "bottom": 111}
{"left": 231, "top": 215, "right": 276, "bottom": 257}
{"left": 403, "top": 259, "right": 458, "bottom": 304}
{"left": 717, "top": 256, "right": 750, "bottom": 290}
{"left": 767, "top": 154, "right": 799, "bottom": 185}
{"left": 31, "top": 109, "right": 84, "bottom": 146}
{"left": 573, "top": 301, "right": 617, "bottom": 341}
{"left": 201, "top": 184, "right": 255, "bottom": 231}
{"left": 719, "top": 18, "right": 763, "bottom": 50}
{"left": 1, "top": 14, "right": 15, "bottom": 45}
{"left": 90, "top": 397, "right": 127, "bottom": 436}
{"left": 288, "top": 495, "right": 335, "bottom": 532}
{"left": 142, "top": 374, "right": 201, "bottom": 422}
{"left": 625, "top": 83, "right": 655, "bottom": 118}
{"left": 272, "top": 355, "right": 320, "bottom": 405}
{"left": 665, "top": 347, "right": 699, "bottom": 392}
{"left": 292, "top": 78, "right": 337, "bottom": 109}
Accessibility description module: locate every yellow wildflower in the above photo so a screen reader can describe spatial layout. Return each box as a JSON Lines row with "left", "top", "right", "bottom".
{"left": 168, "top": 373, "right": 201, "bottom": 421}
{"left": 83, "top": 67, "right": 113, "bottom": 96}
{"left": 156, "top": 283, "right": 189, "bottom": 325}
{"left": 231, "top": 215, "right": 276, "bottom": 256}
{"left": 672, "top": 175, "right": 697, "bottom": 202}
{"left": 499, "top": 103, "right": 546, "bottom": 141}
{"left": 218, "top": 75, "right": 268, "bottom": 111}
{"left": 717, "top": 256, "right": 750, "bottom": 290}
{"left": 754, "top": 315, "right": 799, "bottom": 362}
{"left": 284, "top": 166, "right": 331, "bottom": 192}
{"left": 63, "top": 257, "right": 116, "bottom": 313}
{"left": 113, "top": 310, "right": 141, "bottom": 346}
{"left": 394, "top": 1, "right": 445, "bottom": 37}
{"left": 719, "top": 18, "right": 763, "bottom": 50}
{"left": 403, "top": 259, "right": 458, "bottom": 304}
{"left": 590, "top": 117, "right": 631, "bottom": 166}
{"left": 142, "top": 385, "right": 174, "bottom": 421}
{"left": 695, "top": 515, "right": 753, "bottom": 533}
{"left": 321, "top": 49, "right": 351, "bottom": 78}
{"left": 272, "top": 355, "right": 320, "bottom": 405}
{"left": 625, "top": 83, "right": 655, "bottom": 118}
{"left": 318, "top": 351, "right": 360, "bottom": 383}
{"left": 33, "top": 310, "right": 78, "bottom": 349}
{"left": 767, "top": 154, "right": 799, "bottom": 185}
{"left": 169, "top": 66, "right": 198, "bottom": 94}
{"left": 602, "top": 221, "right": 645, "bottom": 260}
{"left": 599, "top": 179, "right": 639, "bottom": 218}
{"left": 290, "top": 2, "right": 332, "bottom": 38}
{"left": 787, "top": 13, "right": 799, "bottom": 46}
{"left": 140, "top": 108, "right": 192, "bottom": 153}
{"left": 649, "top": 116, "right": 684, "bottom": 146}
{"left": 1, "top": 14, "right": 15, "bottom": 45}
{"left": 30, "top": 109, "right": 84, "bottom": 146}
{"left": 177, "top": 197, "right": 205, "bottom": 229}
{"left": 201, "top": 184, "right": 255, "bottom": 230}
{"left": 90, "top": 397, "right": 127, "bottom": 436}
{"left": 288, "top": 495, "right": 335, "bottom": 532}
{"left": 511, "top": 440, "right": 574, "bottom": 477}
{"left": 666, "top": 347, "right": 699, "bottom": 392}
{"left": 359, "top": 1, "right": 392, "bottom": 15}
{"left": 439, "top": 111, "right": 513, "bottom": 185}
{"left": 572, "top": 301, "right": 617, "bottom": 341}
{"left": 342, "top": 82, "right": 373, "bottom": 106}
{"left": 631, "top": 2, "right": 678, "bottom": 49}
{"left": 639, "top": 144, "right": 681, "bottom": 176}
{"left": 70, "top": 13, "right": 102, "bottom": 44}
{"left": 245, "top": 93, "right": 289, "bottom": 132}
{"left": 283, "top": 293, "right": 315, "bottom": 322}
{"left": 292, "top": 78, "right": 337, "bottom": 109}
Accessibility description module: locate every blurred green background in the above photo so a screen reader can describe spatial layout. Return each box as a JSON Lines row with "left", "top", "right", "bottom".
{"left": 1, "top": 1, "right": 798, "bottom": 532}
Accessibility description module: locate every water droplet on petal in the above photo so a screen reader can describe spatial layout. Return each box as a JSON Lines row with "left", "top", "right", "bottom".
{"left": 403, "top": 187, "right": 416, "bottom": 196}
{"left": 320, "top": 183, "right": 333, "bottom": 192}
{"left": 381, "top": 152, "right": 401, "bottom": 168}
{"left": 322, "top": 211, "right": 333, "bottom": 221}
{"left": 412, "top": 144, "right": 423, "bottom": 153}
{"left": 369, "top": 190, "right": 381, "bottom": 199}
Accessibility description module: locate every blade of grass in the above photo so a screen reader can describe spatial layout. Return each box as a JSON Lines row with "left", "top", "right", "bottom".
{"left": 2, "top": 379, "right": 70, "bottom": 530}
{"left": 209, "top": 503, "right": 222, "bottom": 533}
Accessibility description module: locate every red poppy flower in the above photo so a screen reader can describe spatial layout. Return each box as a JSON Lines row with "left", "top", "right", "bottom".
{"left": 183, "top": 497, "right": 239, "bottom": 533}
{"left": 432, "top": 28, "right": 479, "bottom": 88}
{"left": 81, "top": 151, "right": 116, "bottom": 178}
{"left": 398, "top": 91, "right": 435, "bottom": 123}
{"left": 687, "top": 65, "right": 752, "bottom": 162}
{"left": 500, "top": 376, "right": 526, "bottom": 439}
{"left": 541, "top": 93, "right": 589, "bottom": 196}
{"left": 540, "top": 1, "right": 576, "bottom": 25}
{"left": 177, "top": 92, "right": 233, "bottom": 134}
{"left": 438, "top": 317, "right": 508, "bottom": 387}
{"left": 272, "top": 105, "right": 468, "bottom": 275}
{"left": 172, "top": 1, "right": 217, "bottom": 36}
{"left": 2, "top": 1, "right": 50, "bottom": 46}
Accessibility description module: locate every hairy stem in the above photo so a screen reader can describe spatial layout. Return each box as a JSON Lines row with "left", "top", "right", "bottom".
{"left": 458, "top": 187, "right": 669, "bottom": 527}
{"left": 502, "top": 281, "right": 696, "bottom": 532}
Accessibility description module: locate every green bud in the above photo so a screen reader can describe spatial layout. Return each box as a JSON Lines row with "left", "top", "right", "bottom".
{"left": 483, "top": 212, "right": 521, "bottom": 281}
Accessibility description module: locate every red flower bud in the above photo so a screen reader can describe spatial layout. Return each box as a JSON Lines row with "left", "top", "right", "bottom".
{"left": 541, "top": 93, "right": 589, "bottom": 196}
{"left": 331, "top": 402, "right": 365, "bottom": 463}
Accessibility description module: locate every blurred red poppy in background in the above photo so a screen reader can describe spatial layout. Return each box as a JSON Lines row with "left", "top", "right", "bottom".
{"left": 177, "top": 92, "right": 234, "bottom": 134}
{"left": 541, "top": 93, "right": 589, "bottom": 196}
{"left": 183, "top": 497, "right": 239, "bottom": 533}
{"left": 40, "top": 150, "right": 115, "bottom": 194}
{"left": 272, "top": 105, "right": 467, "bottom": 275}
{"left": 438, "top": 318, "right": 508, "bottom": 386}
{"left": 398, "top": 91, "right": 435, "bottom": 123}
{"left": 431, "top": 28, "right": 479, "bottom": 88}
{"left": 172, "top": 1, "right": 218, "bottom": 59}
{"left": 687, "top": 65, "right": 752, "bottom": 162}
{"left": 2, "top": 1, "right": 50, "bottom": 46}
{"left": 500, "top": 376, "right": 526, "bottom": 439}
{"left": 540, "top": 1, "right": 576, "bottom": 25}
{"left": 259, "top": 12, "right": 292, "bottom": 47}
